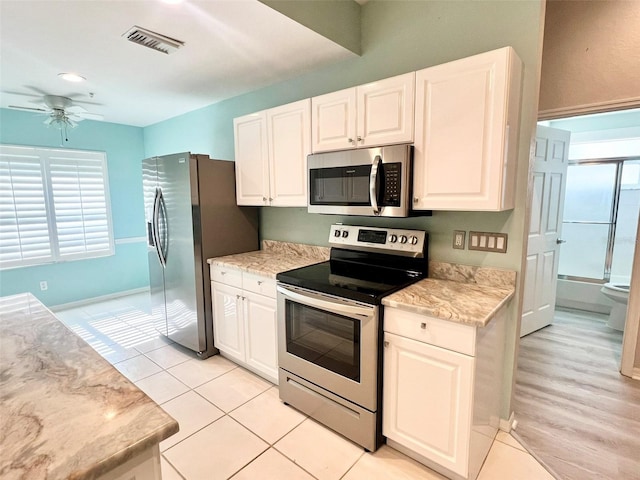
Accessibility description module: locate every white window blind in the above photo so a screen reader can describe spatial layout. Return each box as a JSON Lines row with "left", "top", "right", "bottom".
{"left": 0, "top": 145, "right": 114, "bottom": 269}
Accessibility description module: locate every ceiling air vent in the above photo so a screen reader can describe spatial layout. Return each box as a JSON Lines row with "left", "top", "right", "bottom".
{"left": 123, "top": 26, "right": 184, "bottom": 54}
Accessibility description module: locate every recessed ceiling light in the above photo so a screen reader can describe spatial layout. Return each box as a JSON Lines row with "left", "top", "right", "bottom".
{"left": 58, "top": 72, "right": 86, "bottom": 82}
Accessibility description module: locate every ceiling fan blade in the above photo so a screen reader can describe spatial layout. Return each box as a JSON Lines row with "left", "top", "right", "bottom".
{"left": 8, "top": 104, "right": 48, "bottom": 112}
{"left": 43, "top": 117, "right": 54, "bottom": 125}
{"left": 66, "top": 105, "right": 87, "bottom": 114}
{"left": 75, "top": 112, "right": 104, "bottom": 121}
{"left": 24, "top": 85, "right": 50, "bottom": 96}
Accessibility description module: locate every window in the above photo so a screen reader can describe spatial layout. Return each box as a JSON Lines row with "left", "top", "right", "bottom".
{"left": 558, "top": 158, "right": 640, "bottom": 282}
{"left": 0, "top": 144, "right": 114, "bottom": 269}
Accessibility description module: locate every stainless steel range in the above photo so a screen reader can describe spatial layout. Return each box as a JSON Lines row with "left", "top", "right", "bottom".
{"left": 276, "top": 224, "right": 428, "bottom": 451}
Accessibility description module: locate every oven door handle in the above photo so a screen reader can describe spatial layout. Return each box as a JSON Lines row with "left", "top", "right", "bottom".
{"left": 277, "top": 285, "right": 374, "bottom": 320}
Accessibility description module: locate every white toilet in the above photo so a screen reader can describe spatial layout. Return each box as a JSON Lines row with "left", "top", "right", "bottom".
{"left": 600, "top": 283, "right": 630, "bottom": 331}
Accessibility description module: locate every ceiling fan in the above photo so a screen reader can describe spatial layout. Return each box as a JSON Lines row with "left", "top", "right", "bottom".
{"left": 8, "top": 94, "right": 104, "bottom": 142}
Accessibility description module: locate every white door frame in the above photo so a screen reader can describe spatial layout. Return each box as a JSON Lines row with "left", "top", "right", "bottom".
{"left": 621, "top": 210, "right": 640, "bottom": 379}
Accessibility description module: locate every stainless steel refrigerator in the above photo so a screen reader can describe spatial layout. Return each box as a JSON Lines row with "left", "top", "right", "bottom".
{"left": 143, "top": 153, "right": 258, "bottom": 358}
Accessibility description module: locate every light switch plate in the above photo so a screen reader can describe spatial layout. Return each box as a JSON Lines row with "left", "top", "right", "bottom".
{"left": 453, "top": 230, "right": 465, "bottom": 249}
{"left": 468, "top": 231, "right": 508, "bottom": 253}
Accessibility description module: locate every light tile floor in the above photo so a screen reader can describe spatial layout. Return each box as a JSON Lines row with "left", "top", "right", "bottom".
{"left": 54, "top": 292, "right": 555, "bottom": 480}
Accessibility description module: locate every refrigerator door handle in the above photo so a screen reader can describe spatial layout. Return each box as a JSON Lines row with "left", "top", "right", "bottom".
{"left": 152, "top": 187, "right": 165, "bottom": 267}
{"left": 157, "top": 187, "right": 168, "bottom": 267}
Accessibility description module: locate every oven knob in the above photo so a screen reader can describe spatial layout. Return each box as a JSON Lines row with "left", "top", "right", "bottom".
{"left": 410, "top": 235, "right": 419, "bottom": 245}
{"left": 399, "top": 235, "right": 408, "bottom": 244}
{"left": 389, "top": 234, "right": 398, "bottom": 243}
{"left": 334, "top": 229, "right": 342, "bottom": 237}
{"left": 342, "top": 230, "right": 349, "bottom": 238}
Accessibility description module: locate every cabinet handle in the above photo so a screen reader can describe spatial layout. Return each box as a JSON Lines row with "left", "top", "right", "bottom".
{"left": 384, "top": 341, "right": 389, "bottom": 348}
{"left": 420, "top": 322, "right": 427, "bottom": 329}
{"left": 221, "top": 271, "right": 226, "bottom": 275}
{"left": 348, "top": 138, "right": 354, "bottom": 144}
{"left": 236, "top": 294, "right": 241, "bottom": 299}
{"left": 257, "top": 280, "right": 263, "bottom": 285}
{"left": 413, "top": 197, "right": 419, "bottom": 203}
{"left": 269, "top": 197, "right": 273, "bottom": 202}
{"left": 357, "top": 136, "right": 363, "bottom": 142}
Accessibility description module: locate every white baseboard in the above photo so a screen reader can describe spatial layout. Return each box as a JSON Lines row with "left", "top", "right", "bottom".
{"left": 633, "top": 367, "right": 640, "bottom": 381}
{"left": 50, "top": 287, "right": 149, "bottom": 312}
{"left": 499, "top": 411, "right": 516, "bottom": 432}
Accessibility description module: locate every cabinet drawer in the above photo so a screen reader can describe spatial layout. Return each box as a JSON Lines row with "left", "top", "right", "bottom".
{"left": 384, "top": 307, "right": 476, "bottom": 356}
{"left": 211, "top": 266, "right": 243, "bottom": 288}
{"left": 243, "top": 272, "right": 277, "bottom": 297}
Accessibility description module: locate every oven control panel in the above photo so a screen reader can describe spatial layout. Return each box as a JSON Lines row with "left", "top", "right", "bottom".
{"left": 329, "top": 224, "right": 426, "bottom": 257}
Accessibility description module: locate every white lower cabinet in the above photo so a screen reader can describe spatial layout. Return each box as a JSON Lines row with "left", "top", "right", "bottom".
{"left": 383, "top": 307, "right": 506, "bottom": 480}
{"left": 211, "top": 266, "right": 278, "bottom": 384}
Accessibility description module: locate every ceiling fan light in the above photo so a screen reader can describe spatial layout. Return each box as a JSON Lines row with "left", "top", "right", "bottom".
{"left": 58, "top": 72, "right": 86, "bottom": 82}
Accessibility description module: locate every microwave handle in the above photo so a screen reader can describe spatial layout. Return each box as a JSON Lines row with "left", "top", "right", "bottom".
{"left": 370, "top": 155, "right": 382, "bottom": 215}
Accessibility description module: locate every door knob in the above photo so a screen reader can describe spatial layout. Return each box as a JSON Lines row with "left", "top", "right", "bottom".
{"left": 556, "top": 239, "right": 566, "bottom": 244}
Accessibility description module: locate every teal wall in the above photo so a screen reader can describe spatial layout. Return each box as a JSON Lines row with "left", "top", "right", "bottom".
{"left": 144, "top": 0, "right": 546, "bottom": 419}
{"left": 0, "top": 108, "right": 149, "bottom": 306}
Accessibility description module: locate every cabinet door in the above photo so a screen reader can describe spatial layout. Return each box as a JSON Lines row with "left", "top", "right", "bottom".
{"left": 413, "top": 47, "right": 522, "bottom": 211}
{"left": 357, "top": 72, "right": 415, "bottom": 148}
{"left": 311, "top": 88, "right": 357, "bottom": 153}
{"left": 383, "top": 332, "right": 473, "bottom": 478}
{"left": 234, "top": 112, "right": 270, "bottom": 205}
{"left": 211, "top": 282, "right": 245, "bottom": 363}
{"left": 267, "top": 99, "right": 310, "bottom": 207}
{"left": 243, "top": 290, "right": 278, "bottom": 383}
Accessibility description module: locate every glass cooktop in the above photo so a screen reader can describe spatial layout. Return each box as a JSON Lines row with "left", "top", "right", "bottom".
{"left": 276, "top": 260, "right": 424, "bottom": 305}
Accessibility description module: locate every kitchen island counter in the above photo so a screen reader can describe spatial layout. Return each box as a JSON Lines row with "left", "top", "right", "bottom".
{"left": 0, "top": 293, "right": 178, "bottom": 480}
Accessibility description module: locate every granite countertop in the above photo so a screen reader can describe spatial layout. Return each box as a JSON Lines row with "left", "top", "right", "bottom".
{"left": 0, "top": 293, "right": 178, "bottom": 480}
{"left": 383, "top": 261, "right": 516, "bottom": 327}
{"left": 209, "top": 242, "right": 515, "bottom": 328}
{"left": 208, "top": 240, "right": 330, "bottom": 278}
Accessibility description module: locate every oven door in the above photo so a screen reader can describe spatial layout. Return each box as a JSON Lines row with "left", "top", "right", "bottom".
{"left": 277, "top": 284, "right": 379, "bottom": 411}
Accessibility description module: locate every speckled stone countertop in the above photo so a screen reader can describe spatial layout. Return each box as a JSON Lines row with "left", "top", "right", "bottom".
{"left": 207, "top": 240, "right": 330, "bottom": 278}
{"left": 0, "top": 293, "right": 178, "bottom": 480}
{"left": 382, "top": 261, "right": 516, "bottom": 327}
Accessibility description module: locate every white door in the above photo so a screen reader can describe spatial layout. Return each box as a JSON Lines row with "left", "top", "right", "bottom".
{"left": 234, "top": 112, "right": 269, "bottom": 205}
{"left": 243, "top": 290, "right": 278, "bottom": 383}
{"left": 211, "top": 282, "right": 245, "bottom": 362}
{"left": 382, "top": 332, "right": 473, "bottom": 478}
{"left": 412, "top": 47, "right": 521, "bottom": 211}
{"left": 357, "top": 72, "right": 415, "bottom": 148}
{"left": 311, "top": 88, "right": 357, "bottom": 152}
{"left": 520, "top": 125, "right": 571, "bottom": 337}
{"left": 267, "top": 99, "right": 310, "bottom": 207}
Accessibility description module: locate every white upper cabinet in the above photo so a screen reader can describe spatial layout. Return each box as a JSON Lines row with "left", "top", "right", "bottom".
{"left": 312, "top": 73, "right": 415, "bottom": 152}
{"left": 267, "top": 100, "right": 311, "bottom": 207}
{"left": 234, "top": 112, "right": 269, "bottom": 206}
{"left": 412, "top": 47, "right": 523, "bottom": 211}
{"left": 234, "top": 99, "right": 310, "bottom": 207}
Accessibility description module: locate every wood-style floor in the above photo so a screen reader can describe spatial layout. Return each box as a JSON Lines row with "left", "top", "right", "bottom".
{"left": 514, "top": 308, "right": 640, "bottom": 480}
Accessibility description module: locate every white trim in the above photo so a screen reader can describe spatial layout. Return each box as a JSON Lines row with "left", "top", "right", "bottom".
{"left": 115, "top": 236, "right": 147, "bottom": 245}
{"left": 499, "top": 411, "right": 516, "bottom": 432}
{"left": 632, "top": 367, "right": 640, "bottom": 381}
{"left": 538, "top": 97, "right": 640, "bottom": 121}
{"left": 49, "top": 287, "right": 149, "bottom": 311}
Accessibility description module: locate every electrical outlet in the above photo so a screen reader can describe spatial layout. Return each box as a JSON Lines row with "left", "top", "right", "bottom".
{"left": 40, "top": 281, "right": 48, "bottom": 291}
{"left": 453, "top": 230, "right": 466, "bottom": 249}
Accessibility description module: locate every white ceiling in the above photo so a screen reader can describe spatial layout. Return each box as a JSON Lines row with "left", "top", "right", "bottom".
{"left": 0, "top": 0, "right": 356, "bottom": 127}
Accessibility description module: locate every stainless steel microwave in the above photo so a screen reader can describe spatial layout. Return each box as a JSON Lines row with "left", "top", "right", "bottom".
{"left": 308, "top": 145, "right": 412, "bottom": 217}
